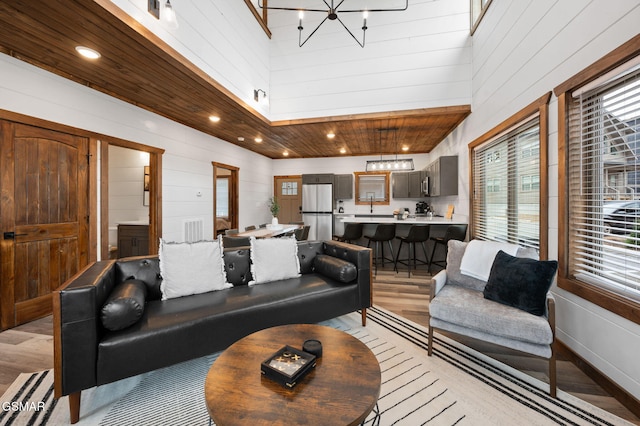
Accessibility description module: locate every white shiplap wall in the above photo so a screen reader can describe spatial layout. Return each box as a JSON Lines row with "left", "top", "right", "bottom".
{"left": 429, "top": 0, "right": 640, "bottom": 399}
{"left": 0, "top": 54, "right": 275, "bottom": 245}
{"left": 267, "top": 0, "right": 472, "bottom": 120}
{"left": 109, "top": 0, "right": 271, "bottom": 116}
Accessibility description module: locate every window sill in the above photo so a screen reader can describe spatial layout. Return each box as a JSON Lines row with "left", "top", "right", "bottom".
{"left": 558, "top": 276, "right": 640, "bottom": 325}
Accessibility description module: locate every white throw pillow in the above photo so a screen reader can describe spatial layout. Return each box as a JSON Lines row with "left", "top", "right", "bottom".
{"left": 159, "top": 237, "right": 232, "bottom": 300}
{"left": 249, "top": 236, "right": 301, "bottom": 285}
{"left": 459, "top": 239, "right": 520, "bottom": 282}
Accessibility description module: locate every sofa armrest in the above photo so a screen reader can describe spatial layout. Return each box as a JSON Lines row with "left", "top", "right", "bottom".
{"left": 431, "top": 270, "right": 448, "bottom": 299}
{"left": 321, "top": 240, "right": 372, "bottom": 309}
{"left": 53, "top": 260, "right": 117, "bottom": 399}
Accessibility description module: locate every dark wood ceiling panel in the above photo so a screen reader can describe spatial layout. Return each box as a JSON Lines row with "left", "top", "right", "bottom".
{"left": 0, "top": 0, "right": 470, "bottom": 159}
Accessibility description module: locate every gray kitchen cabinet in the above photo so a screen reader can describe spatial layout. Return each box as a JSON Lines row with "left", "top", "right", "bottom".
{"left": 302, "top": 174, "right": 334, "bottom": 184}
{"left": 333, "top": 174, "right": 353, "bottom": 199}
{"left": 392, "top": 170, "right": 427, "bottom": 198}
{"left": 426, "top": 155, "right": 458, "bottom": 196}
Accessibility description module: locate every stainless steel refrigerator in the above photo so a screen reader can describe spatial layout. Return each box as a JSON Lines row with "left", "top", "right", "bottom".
{"left": 302, "top": 183, "right": 333, "bottom": 241}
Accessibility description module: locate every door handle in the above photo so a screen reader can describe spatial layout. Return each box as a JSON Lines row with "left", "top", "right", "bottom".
{"left": 3, "top": 232, "right": 27, "bottom": 240}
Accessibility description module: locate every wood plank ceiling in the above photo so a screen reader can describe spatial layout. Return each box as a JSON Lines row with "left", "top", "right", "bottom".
{"left": 0, "top": 0, "right": 471, "bottom": 159}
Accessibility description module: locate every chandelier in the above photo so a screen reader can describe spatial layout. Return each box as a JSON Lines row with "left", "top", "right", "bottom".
{"left": 258, "top": 0, "right": 408, "bottom": 47}
{"left": 366, "top": 128, "right": 414, "bottom": 171}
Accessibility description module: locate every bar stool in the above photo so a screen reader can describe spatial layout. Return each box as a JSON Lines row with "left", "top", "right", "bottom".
{"left": 364, "top": 224, "right": 396, "bottom": 275}
{"left": 333, "top": 223, "right": 363, "bottom": 244}
{"left": 428, "top": 224, "right": 468, "bottom": 273}
{"left": 394, "top": 225, "right": 430, "bottom": 277}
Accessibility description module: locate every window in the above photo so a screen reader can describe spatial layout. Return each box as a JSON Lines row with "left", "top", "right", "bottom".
{"left": 470, "top": 0, "right": 492, "bottom": 35}
{"left": 564, "top": 65, "right": 640, "bottom": 301}
{"left": 471, "top": 117, "right": 542, "bottom": 250}
{"left": 554, "top": 35, "right": 640, "bottom": 322}
{"left": 354, "top": 172, "right": 390, "bottom": 205}
{"left": 281, "top": 181, "right": 298, "bottom": 196}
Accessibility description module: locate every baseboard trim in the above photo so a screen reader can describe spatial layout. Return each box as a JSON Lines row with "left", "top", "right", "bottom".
{"left": 556, "top": 340, "right": 640, "bottom": 418}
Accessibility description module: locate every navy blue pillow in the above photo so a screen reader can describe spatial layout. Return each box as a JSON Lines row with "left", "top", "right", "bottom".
{"left": 483, "top": 251, "right": 558, "bottom": 316}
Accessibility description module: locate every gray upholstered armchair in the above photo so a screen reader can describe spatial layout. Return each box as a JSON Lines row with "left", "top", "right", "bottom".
{"left": 427, "top": 240, "right": 557, "bottom": 397}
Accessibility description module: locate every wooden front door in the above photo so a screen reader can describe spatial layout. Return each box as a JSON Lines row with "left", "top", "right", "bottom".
{"left": 0, "top": 122, "right": 89, "bottom": 330}
{"left": 274, "top": 176, "right": 302, "bottom": 224}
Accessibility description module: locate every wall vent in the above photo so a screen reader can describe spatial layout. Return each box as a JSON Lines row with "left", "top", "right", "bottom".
{"left": 183, "top": 218, "right": 204, "bottom": 242}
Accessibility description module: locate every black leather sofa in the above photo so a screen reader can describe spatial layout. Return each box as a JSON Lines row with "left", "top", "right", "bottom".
{"left": 53, "top": 240, "right": 371, "bottom": 423}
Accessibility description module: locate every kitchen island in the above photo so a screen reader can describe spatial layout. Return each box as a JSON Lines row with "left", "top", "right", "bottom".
{"left": 340, "top": 215, "right": 467, "bottom": 225}
{"left": 337, "top": 215, "right": 468, "bottom": 273}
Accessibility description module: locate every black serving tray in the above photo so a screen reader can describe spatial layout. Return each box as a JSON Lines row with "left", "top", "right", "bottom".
{"left": 261, "top": 345, "right": 317, "bottom": 388}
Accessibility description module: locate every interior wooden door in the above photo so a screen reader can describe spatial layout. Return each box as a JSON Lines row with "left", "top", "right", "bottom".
{"left": 0, "top": 122, "right": 89, "bottom": 330}
{"left": 274, "top": 176, "right": 302, "bottom": 224}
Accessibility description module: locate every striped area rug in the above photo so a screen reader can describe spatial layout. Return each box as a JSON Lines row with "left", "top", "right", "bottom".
{"left": 0, "top": 307, "right": 632, "bottom": 426}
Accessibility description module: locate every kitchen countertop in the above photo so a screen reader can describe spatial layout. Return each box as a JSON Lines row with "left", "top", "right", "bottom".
{"left": 340, "top": 216, "right": 467, "bottom": 225}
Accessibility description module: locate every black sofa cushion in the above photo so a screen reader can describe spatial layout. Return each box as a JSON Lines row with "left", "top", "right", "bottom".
{"left": 313, "top": 255, "right": 357, "bottom": 283}
{"left": 97, "top": 273, "right": 358, "bottom": 384}
{"left": 483, "top": 250, "right": 558, "bottom": 316}
{"left": 116, "top": 258, "right": 163, "bottom": 300}
{"left": 101, "top": 280, "right": 147, "bottom": 331}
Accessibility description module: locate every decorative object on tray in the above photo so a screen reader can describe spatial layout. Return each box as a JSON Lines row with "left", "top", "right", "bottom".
{"left": 302, "top": 339, "right": 323, "bottom": 358}
{"left": 261, "top": 345, "right": 317, "bottom": 388}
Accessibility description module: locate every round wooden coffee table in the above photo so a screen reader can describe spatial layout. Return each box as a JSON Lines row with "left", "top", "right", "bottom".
{"left": 204, "top": 324, "right": 381, "bottom": 425}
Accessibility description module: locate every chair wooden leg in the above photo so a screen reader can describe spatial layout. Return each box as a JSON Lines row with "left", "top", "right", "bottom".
{"left": 361, "top": 308, "right": 367, "bottom": 326}
{"left": 69, "top": 391, "right": 81, "bottom": 424}
{"left": 549, "top": 351, "right": 557, "bottom": 398}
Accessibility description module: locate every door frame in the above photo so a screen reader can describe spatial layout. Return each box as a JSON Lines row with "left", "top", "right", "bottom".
{"left": 100, "top": 139, "right": 164, "bottom": 259}
{"left": 213, "top": 162, "right": 239, "bottom": 236}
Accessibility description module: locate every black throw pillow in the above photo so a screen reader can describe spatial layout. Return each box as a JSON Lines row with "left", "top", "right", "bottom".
{"left": 101, "top": 280, "right": 147, "bottom": 331}
{"left": 313, "top": 255, "right": 358, "bottom": 284}
{"left": 483, "top": 250, "right": 558, "bottom": 316}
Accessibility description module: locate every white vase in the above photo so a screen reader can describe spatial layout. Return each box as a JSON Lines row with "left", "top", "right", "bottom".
{"left": 271, "top": 216, "right": 278, "bottom": 225}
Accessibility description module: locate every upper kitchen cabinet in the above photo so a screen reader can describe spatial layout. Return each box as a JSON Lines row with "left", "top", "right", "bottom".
{"left": 334, "top": 174, "right": 353, "bottom": 199}
{"left": 426, "top": 156, "right": 458, "bottom": 196}
{"left": 392, "top": 171, "right": 428, "bottom": 198}
{"left": 302, "top": 174, "right": 334, "bottom": 184}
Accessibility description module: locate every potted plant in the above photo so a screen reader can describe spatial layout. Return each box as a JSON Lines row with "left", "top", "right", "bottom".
{"left": 268, "top": 196, "right": 280, "bottom": 225}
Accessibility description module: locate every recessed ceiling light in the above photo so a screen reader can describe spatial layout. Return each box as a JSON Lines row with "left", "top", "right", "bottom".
{"left": 402, "top": 146, "right": 409, "bottom": 151}
{"left": 209, "top": 115, "right": 220, "bottom": 123}
{"left": 255, "top": 137, "right": 263, "bottom": 143}
{"left": 339, "top": 148, "right": 346, "bottom": 154}
{"left": 327, "top": 132, "right": 336, "bottom": 139}
{"left": 283, "top": 151, "right": 289, "bottom": 157}
{"left": 238, "top": 137, "right": 245, "bottom": 142}
{"left": 75, "top": 46, "right": 101, "bottom": 59}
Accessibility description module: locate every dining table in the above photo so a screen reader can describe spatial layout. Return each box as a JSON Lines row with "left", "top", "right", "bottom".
{"left": 235, "top": 224, "right": 302, "bottom": 239}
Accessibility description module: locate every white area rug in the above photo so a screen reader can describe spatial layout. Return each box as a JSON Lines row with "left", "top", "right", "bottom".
{"left": 0, "top": 307, "right": 632, "bottom": 425}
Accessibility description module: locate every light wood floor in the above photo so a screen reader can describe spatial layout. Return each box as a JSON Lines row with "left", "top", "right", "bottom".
{"left": 372, "top": 264, "right": 640, "bottom": 424}
{"left": 1, "top": 265, "right": 639, "bottom": 424}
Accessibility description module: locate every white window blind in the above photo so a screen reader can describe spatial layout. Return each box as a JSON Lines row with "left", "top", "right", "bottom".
{"left": 472, "top": 117, "right": 541, "bottom": 250}
{"left": 568, "top": 67, "right": 640, "bottom": 298}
